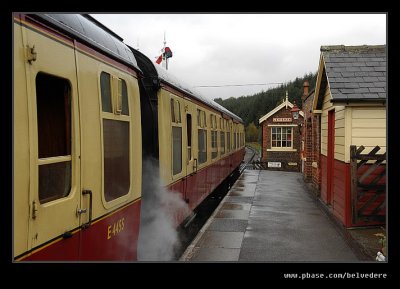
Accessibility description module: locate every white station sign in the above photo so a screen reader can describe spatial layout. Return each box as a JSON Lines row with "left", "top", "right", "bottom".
{"left": 268, "top": 162, "right": 281, "bottom": 168}
{"left": 273, "top": 117, "right": 292, "bottom": 122}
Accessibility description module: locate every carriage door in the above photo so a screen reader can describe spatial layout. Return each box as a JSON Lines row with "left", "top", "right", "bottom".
{"left": 183, "top": 100, "right": 197, "bottom": 206}
{"left": 23, "top": 25, "right": 81, "bottom": 259}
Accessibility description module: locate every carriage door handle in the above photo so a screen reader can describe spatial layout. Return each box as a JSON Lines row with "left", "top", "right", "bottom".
{"left": 193, "top": 158, "right": 198, "bottom": 173}
{"left": 82, "top": 190, "right": 93, "bottom": 229}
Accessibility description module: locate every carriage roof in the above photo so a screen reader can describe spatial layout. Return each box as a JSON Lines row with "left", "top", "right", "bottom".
{"left": 32, "top": 14, "right": 243, "bottom": 123}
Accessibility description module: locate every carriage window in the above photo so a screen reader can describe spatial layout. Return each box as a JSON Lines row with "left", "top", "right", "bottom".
{"left": 197, "top": 109, "right": 206, "bottom": 128}
{"left": 198, "top": 129, "right": 207, "bottom": 164}
{"left": 39, "top": 162, "right": 71, "bottom": 203}
{"left": 100, "top": 71, "right": 131, "bottom": 202}
{"left": 171, "top": 98, "right": 182, "bottom": 175}
{"left": 36, "top": 73, "right": 71, "bottom": 203}
{"left": 171, "top": 99, "right": 181, "bottom": 123}
{"left": 172, "top": 127, "right": 182, "bottom": 174}
{"left": 220, "top": 132, "right": 225, "bottom": 155}
{"left": 210, "top": 114, "right": 217, "bottom": 159}
{"left": 197, "top": 109, "right": 207, "bottom": 164}
{"left": 120, "top": 79, "right": 129, "bottom": 115}
{"left": 211, "top": 131, "right": 217, "bottom": 159}
{"left": 187, "top": 114, "right": 192, "bottom": 162}
{"left": 103, "top": 120, "right": 130, "bottom": 201}
{"left": 236, "top": 132, "right": 238, "bottom": 149}
{"left": 227, "top": 132, "right": 231, "bottom": 153}
{"left": 100, "top": 72, "right": 112, "bottom": 113}
{"left": 171, "top": 99, "right": 176, "bottom": 122}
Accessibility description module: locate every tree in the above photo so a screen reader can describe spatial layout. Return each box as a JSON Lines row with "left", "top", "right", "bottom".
{"left": 245, "top": 122, "right": 258, "bottom": 142}
{"left": 214, "top": 72, "right": 317, "bottom": 128}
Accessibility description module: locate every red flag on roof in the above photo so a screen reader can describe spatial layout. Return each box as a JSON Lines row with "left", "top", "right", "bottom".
{"left": 155, "top": 54, "right": 163, "bottom": 64}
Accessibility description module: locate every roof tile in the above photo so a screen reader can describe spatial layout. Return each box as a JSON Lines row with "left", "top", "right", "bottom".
{"left": 366, "top": 61, "right": 382, "bottom": 67}
{"left": 363, "top": 76, "right": 379, "bottom": 82}
{"left": 374, "top": 67, "right": 386, "bottom": 72}
{"left": 360, "top": 67, "right": 373, "bottom": 72}
{"left": 373, "top": 82, "right": 386, "bottom": 88}
{"left": 369, "top": 87, "right": 385, "bottom": 93}
{"left": 369, "top": 71, "right": 385, "bottom": 76}
{"left": 346, "top": 66, "right": 362, "bottom": 72}
{"left": 359, "top": 82, "right": 375, "bottom": 88}
{"left": 344, "top": 83, "right": 360, "bottom": 89}
{"left": 340, "top": 88, "right": 356, "bottom": 94}
{"left": 378, "top": 92, "right": 386, "bottom": 98}
{"left": 354, "top": 72, "right": 369, "bottom": 77}
{"left": 341, "top": 72, "right": 355, "bottom": 77}
{"left": 354, "top": 88, "right": 370, "bottom": 93}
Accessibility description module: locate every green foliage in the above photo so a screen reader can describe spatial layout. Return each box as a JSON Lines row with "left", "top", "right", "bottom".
{"left": 246, "top": 141, "right": 261, "bottom": 152}
{"left": 245, "top": 122, "right": 258, "bottom": 142}
{"left": 374, "top": 233, "right": 387, "bottom": 255}
{"left": 214, "top": 72, "right": 317, "bottom": 128}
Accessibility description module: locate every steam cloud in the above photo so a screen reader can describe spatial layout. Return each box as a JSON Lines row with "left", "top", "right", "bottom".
{"left": 137, "top": 159, "right": 191, "bottom": 261}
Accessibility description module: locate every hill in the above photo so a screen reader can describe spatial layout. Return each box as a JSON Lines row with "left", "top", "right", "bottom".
{"left": 214, "top": 72, "right": 317, "bottom": 128}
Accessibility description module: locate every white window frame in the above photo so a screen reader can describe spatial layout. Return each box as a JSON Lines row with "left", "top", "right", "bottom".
{"left": 267, "top": 124, "right": 297, "bottom": 152}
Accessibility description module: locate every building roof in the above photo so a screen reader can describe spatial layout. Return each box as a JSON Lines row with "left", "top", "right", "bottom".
{"left": 259, "top": 95, "right": 304, "bottom": 124}
{"left": 321, "top": 45, "right": 386, "bottom": 102}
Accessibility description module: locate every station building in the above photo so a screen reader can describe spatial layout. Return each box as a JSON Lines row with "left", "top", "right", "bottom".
{"left": 310, "top": 45, "right": 386, "bottom": 227}
{"left": 259, "top": 93, "right": 304, "bottom": 172}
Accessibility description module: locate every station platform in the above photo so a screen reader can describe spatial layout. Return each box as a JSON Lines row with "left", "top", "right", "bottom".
{"left": 180, "top": 169, "right": 377, "bottom": 262}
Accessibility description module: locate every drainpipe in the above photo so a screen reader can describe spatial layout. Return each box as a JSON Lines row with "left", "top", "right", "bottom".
{"left": 260, "top": 123, "right": 263, "bottom": 160}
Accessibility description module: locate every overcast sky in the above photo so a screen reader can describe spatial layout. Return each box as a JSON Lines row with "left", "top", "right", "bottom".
{"left": 91, "top": 14, "right": 386, "bottom": 100}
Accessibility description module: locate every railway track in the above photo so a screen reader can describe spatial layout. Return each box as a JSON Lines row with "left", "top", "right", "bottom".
{"left": 239, "top": 146, "right": 257, "bottom": 173}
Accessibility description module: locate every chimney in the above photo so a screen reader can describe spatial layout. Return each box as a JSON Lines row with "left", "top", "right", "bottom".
{"left": 302, "top": 81, "right": 309, "bottom": 101}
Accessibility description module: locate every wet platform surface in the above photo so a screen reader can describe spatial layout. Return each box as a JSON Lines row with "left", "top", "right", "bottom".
{"left": 181, "top": 170, "right": 359, "bottom": 262}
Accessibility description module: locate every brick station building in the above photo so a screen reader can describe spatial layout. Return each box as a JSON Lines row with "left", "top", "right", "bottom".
{"left": 259, "top": 92, "right": 304, "bottom": 171}
{"left": 300, "top": 81, "right": 320, "bottom": 192}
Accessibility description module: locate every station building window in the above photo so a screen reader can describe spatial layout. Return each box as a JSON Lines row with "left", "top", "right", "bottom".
{"left": 100, "top": 71, "right": 130, "bottom": 202}
{"left": 271, "top": 127, "right": 292, "bottom": 148}
{"left": 36, "top": 73, "right": 72, "bottom": 204}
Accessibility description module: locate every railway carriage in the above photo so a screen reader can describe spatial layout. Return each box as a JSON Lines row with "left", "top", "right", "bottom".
{"left": 13, "top": 13, "right": 245, "bottom": 261}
